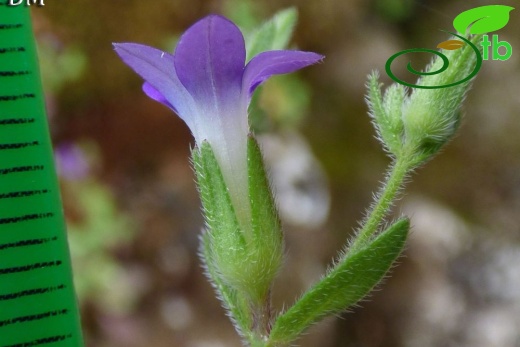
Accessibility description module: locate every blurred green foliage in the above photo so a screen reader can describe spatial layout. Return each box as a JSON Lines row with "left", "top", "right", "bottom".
{"left": 374, "top": 0, "right": 414, "bottom": 21}
{"left": 37, "top": 37, "right": 86, "bottom": 94}
{"left": 56, "top": 142, "right": 137, "bottom": 315}
{"left": 66, "top": 179, "right": 135, "bottom": 314}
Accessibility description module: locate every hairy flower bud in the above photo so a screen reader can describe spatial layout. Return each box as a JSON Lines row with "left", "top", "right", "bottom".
{"left": 401, "top": 33, "right": 483, "bottom": 165}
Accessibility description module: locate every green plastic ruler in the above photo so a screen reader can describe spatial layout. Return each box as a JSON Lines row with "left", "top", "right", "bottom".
{"left": 0, "top": 3, "right": 84, "bottom": 346}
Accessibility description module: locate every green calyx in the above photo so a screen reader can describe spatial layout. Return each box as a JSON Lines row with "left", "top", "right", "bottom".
{"left": 193, "top": 136, "right": 283, "bottom": 338}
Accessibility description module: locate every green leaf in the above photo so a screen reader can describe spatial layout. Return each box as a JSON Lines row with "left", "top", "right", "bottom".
{"left": 270, "top": 7, "right": 298, "bottom": 50}
{"left": 268, "top": 218, "right": 409, "bottom": 345}
{"left": 246, "top": 21, "right": 276, "bottom": 62}
{"left": 246, "top": 7, "right": 298, "bottom": 61}
{"left": 453, "top": 5, "right": 514, "bottom": 35}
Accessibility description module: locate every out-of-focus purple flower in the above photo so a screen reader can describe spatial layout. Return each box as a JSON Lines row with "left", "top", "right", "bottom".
{"left": 113, "top": 15, "right": 323, "bottom": 220}
{"left": 55, "top": 143, "right": 90, "bottom": 181}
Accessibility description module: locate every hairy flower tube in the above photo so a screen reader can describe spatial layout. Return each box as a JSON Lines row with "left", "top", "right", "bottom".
{"left": 114, "top": 14, "right": 323, "bottom": 343}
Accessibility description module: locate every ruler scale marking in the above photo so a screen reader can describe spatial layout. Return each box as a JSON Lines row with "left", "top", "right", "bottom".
{"left": 2, "top": 335, "right": 73, "bottom": 347}
{"left": 0, "top": 212, "right": 54, "bottom": 225}
{"left": 0, "top": 141, "right": 39, "bottom": 150}
{"left": 0, "top": 189, "right": 50, "bottom": 199}
{"left": 0, "top": 284, "right": 66, "bottom": 301}
{"left": 0, "top": 70, "right": 31, "bottom": 77}
{"left": 0, "top": 93, "right": 36, "bottom": 101}
{"left": 0, "top": 118, "right": 36, "bottom": 125}
{"left": 0, "top": 6, "right": 84, "bottom": 346}
{"left": 0, "top": 165, "right": 45, "bottom": 175}
{"left": 0, "top": 46, "right": 25, "bottom": 54}
{"left": 0, "top": 236, "right": 58, "bottom": 251}
{"left": 0, "top": 260, "right": 63, "bottom": 276}
{"left": 0, "top": 24, "right": 24, "bottom": 30}
{"left": 0, "top": 309, "right": 69, "bottom": 328}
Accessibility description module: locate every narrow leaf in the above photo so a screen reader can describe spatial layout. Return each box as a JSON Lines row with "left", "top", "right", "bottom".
{"left": 246, "top": 21, "right": 276, "bottom": 62}
{"left": 271, "top": 7, "right": 298, "bottom": 50}
{"left": 268, "top": 218, "right": 409, "bottom": 345}
{"left": 453, "top": 5, "right": 514, "bottom": 35}
{"left": 245, "top": 7, "right": 298, "bottom": 61}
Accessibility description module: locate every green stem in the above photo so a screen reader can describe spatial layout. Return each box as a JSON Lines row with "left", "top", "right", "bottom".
{"left": 250, "top": 338, "right": 268, "bottom": 347}
{"left": 349, "top": 155, "right": 411, "bottom": 253}
{"left": 260, "top": 157, "right": 412, "bottom": 347}
{"left": 248, "top": 294, "right": 272, "bottom": 347}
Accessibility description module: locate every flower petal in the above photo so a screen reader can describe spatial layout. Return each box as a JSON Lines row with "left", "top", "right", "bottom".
{"left": 142, "top": 82, "right": 176, "bottom": 111}
{"left": 243, "top": 50, "right": 324, "bottom": 100}
{"left": 113, "top": 43, "right": 195, "bottom": 124}
{"left": 174, "top": 15, "right": 245, "bottom": 113}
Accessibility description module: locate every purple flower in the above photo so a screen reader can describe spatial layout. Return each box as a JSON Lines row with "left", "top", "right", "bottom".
{"left": 113, "top": 15, "right": 323, "bottom": 220}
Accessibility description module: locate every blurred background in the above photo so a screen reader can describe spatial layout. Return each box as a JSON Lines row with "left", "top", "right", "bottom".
{"left": 30, "top": 0, "right": 520, "bottom": 346}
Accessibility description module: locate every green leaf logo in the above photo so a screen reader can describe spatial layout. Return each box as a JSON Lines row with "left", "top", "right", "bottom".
{"left": 453, "top": 5, "right": 514, "bottom": 34}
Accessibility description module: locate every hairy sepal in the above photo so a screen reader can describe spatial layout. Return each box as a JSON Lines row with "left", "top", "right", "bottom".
{"left": 366, "top": 72, "right": 405, "bottom": 156}
{"left": 193, "top": 139, "right": 283, "bottom": 307}
{"left": 247, "top": 135, "right": 284, "bottom": 304}
{"left": 199, "top": 231, "right": 252, "bottom": 337}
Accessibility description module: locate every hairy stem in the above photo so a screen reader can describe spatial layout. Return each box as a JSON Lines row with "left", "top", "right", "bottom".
{"left": 248, "top": 293, "right": 272, "bottom": 347}
{"left": 349, "top": 155, "right": 411, "bottom": 253}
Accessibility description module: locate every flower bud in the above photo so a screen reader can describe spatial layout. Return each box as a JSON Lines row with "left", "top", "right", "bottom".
{"left": 401, "top": 33, "right": 482, "bottom": 165}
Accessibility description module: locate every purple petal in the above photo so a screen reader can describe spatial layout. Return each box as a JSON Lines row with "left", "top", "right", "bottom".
{"left": 113, "top": 43, "right": 194, "bottom": 122}
{"left": 243, "top": 50, "right": 324, "bottom": 100}
{"left": 174, "top": 15, "right": 245, "bottom": 113}
{"left": 142, "top": 82, "right": 176, "bottom": 112}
